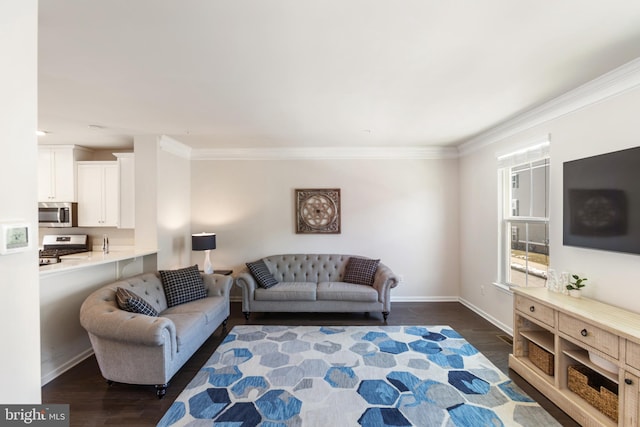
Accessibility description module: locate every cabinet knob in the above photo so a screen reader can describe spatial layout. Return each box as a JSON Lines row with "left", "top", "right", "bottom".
{"left": 529, "top": 306, "right": 535, "bottom": 312}
{"left": 580, "top": 329, "right": 588, "bottom": 337}
{"left": 625, "top": 378, "right": 633, "bottom": 385}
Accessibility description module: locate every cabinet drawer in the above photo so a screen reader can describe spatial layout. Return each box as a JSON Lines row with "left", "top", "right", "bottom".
{"left": 515, "top": 295, "right": 555, "bottom": 327}
{"left": 626, "top": 340, "right": 640, "bottom": 370}
{"left": 559, "top": 313, "right": 619, "bottom": 358}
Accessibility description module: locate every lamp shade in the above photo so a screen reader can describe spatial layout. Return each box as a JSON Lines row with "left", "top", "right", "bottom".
{"left": 192, "top": 233, "right": 216, "bottom": 251}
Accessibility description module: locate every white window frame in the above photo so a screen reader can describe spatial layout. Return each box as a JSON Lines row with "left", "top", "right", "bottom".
{"left": 496, "top": 139, "right": 550, "bottom": 290}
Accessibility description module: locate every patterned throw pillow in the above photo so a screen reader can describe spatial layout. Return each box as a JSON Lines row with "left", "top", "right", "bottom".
{"left": 246, "top": 259, "right": 279, "bottom": 289}
{"left": 159, "top": 265, "right": 207, "bottom": 307}
{"left": 343, "top": 257, "right": 380, "bottom": 286}
{"left": 115, "top": 287, "right": 159, "bottom": 317}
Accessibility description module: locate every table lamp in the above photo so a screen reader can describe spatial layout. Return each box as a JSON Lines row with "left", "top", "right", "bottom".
{"left": 191, "top": 232, "right": 216, "bottom": 274}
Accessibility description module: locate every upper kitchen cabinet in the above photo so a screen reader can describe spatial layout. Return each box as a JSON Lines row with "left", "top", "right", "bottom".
{"left": 77, "top": 161, "right": 119, "bottom": 227}
{"left": 38, "top": 145, "right": 93, "bottom": 202}
{"left": 113, "top": 153, "right": 135, "bottom": 229}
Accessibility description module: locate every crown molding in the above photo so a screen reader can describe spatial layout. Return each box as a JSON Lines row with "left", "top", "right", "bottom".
{"left": 190, "top": 145, "right": 459, "bottom": 160}
{"left": 38, "top": 144, "right": 94, "bottom": 153}
{"left": 177, "top": 58, "right": 640, "bottom": 160}
{"left": 112, "top": 152, "right": 134, "bottom": 158}
{"left": 159, "top": 135, "right": 192, "bottom": 159}
{"left": 458, "top": 57, "right": 640, "bottom": 156}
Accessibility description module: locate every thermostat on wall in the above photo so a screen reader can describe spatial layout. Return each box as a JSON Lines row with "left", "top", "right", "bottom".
{"left": 0, "top": 222, "right": 31, "bottom": 255}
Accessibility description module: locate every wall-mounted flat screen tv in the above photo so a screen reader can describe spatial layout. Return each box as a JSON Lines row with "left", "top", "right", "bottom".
{"left": 563, "top": 146, "right": 640, "bottom": 255}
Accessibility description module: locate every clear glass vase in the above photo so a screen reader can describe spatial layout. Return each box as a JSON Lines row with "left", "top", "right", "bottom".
{"left": 546, "top": 268, "right": 558, "bottom": 292}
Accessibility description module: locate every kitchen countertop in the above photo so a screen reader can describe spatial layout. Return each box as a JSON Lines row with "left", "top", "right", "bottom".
{"left": 39, "top": 247, "right": 157, "bottom": 276}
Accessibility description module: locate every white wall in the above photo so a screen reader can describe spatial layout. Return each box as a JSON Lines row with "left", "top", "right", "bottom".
{"left": 459, "top": 86, "right": 640, "bottom": 332}
{"left": 0, "top": 0, "right": 41, "bottom": 403}
{"left": 191, "top": 157, "right": 459, "bottom": 300}
{"left": 458, "top": 138, "right": 515, "bottom": 331}
{"left": 39, "top": 259, "right": 147, "bottom": 385}
{"left": 134, "top": 135, "right": 159, "bottom": 253}
{"left": 157, "top": 138, "right": 191, "bottom": 269}
{"left": 135, "top": 135, "right": 191, "bottom": 270}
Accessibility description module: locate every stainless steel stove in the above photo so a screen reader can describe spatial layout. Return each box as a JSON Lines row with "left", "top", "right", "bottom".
{"left": 39, "top": 234, "right": 90, "bottom": 266}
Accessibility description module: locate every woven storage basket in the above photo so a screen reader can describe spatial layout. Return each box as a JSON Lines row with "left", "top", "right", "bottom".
{"left": 568, "top": 365, "right": 618, "bottom": 422}
{"left": 528, "top": 341, "right": 554, "bottom": 376}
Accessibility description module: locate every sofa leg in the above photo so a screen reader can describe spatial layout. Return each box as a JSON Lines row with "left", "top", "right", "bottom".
{"left": 156, "top": 384, "right": 168, "bottom": 399}
{"left": 382, "top": 312, "right": 389, "bottom": 322}
{"left": 243, "top": 312, "right": 251, "bottom": 321}
{"left": 222, "top": 318, "right": 228, "bottom": 330}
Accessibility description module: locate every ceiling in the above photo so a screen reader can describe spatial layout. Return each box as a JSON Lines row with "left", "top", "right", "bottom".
{"left": 37, "top": 1, "right": 640, "bottom": 151}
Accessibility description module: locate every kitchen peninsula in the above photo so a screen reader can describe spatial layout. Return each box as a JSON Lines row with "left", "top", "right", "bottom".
{"left": 40, "top": 246, "right": 157, "bottom": 385}
{"left": 39, "top": 247, "right": 157, "bottom": 276}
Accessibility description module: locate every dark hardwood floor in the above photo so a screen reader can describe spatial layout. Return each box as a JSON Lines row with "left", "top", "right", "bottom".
{"left": 41, "top": 302, "right": 579, "bottom": 426}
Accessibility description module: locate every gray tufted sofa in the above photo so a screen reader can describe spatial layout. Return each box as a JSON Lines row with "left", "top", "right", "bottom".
{"left": 235, "top": 254, "right": 399, "bottom": 321}
{"left": 80, "top": 272, "right": 232, "bottom": 398}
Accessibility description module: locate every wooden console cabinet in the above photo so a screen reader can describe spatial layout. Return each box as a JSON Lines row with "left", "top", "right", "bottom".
{"left": 510, "top": 287, "right": 640, "bottom": 426}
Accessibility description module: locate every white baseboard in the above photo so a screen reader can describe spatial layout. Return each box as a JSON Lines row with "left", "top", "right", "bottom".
{"left": 231, "top": 296, "right": 460, "bottom": 303}
{"left": 41, "top": 348, "right": 94, "bottom": 386}
{"left": 458, "top": 297, "right": 513, "bottom": 336}
{"left": 392, "top": 296, "right": 513, "bottom": 336}
{"left": 390, "top": 296, "right": 459, "bottom": 303}
{"left": 231, "top": 295, "right": 510, "bottom": 335}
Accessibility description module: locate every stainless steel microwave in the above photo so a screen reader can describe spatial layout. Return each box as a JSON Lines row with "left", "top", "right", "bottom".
{"left": 38, "top": 202, "right": 78, "bottom": 228}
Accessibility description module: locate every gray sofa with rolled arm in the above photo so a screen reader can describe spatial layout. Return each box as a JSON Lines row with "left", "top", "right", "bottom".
{"left": 235, "top": 254, "right": 399, "bottom": 321}
{"left": 80, "top": 269, "right": 232, "bottom": 398}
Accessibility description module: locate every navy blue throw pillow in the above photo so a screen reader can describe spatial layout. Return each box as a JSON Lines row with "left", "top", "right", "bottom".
{"left": 116, "top": 287, "right": 159, "bottom": 316}
{"left": 159, "top": 265, "right": 207, "bottom": 307}
{"left": 246, "top": 259, "right": 279, "bottom": 289}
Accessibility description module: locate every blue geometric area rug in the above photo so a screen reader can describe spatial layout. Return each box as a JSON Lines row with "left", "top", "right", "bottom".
{"left": 158, "top": 325, "right": 560, "bottom": 427}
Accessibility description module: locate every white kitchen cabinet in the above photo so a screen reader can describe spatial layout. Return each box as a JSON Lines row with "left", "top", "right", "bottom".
{"left": 113, "top": 153, "right": 135, "bottom": 229}
{"left": 38, "top": 145, "right": 92, "bottom": 202}
{"left": 76, "top": 162, "right": 119, "bottom": 227}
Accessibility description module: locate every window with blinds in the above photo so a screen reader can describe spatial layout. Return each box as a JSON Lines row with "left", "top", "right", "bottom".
{"left": 497, "top": 139, "right": 550, "bottom": 288}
